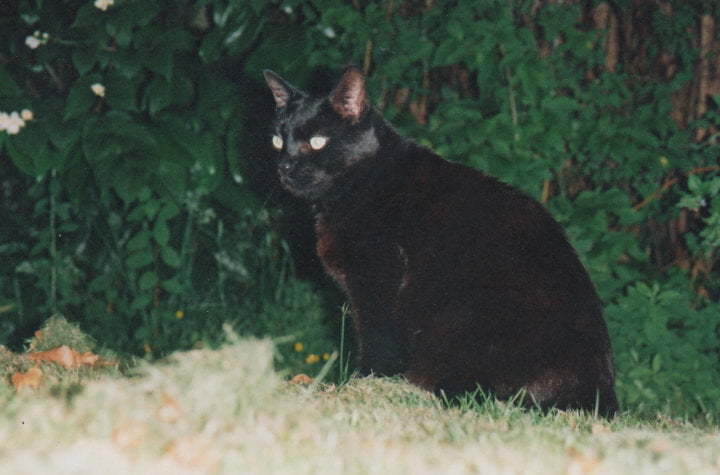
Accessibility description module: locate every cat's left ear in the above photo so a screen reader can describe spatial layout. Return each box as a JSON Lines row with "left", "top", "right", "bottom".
{"left": 330, "top": 67, "right": 367, "bottom": 123}
{"left": 263, "top": 70, "right": 301, "bottom": 109}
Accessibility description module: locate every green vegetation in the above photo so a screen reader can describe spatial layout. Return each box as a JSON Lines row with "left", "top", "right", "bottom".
{"left": 1, "top": 0, "right": 720, "bottom": 420}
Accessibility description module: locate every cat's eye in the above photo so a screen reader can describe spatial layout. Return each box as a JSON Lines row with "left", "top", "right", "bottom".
{"left": 272, "top": 135, "right": 283, "bottom": 150}
{"left": 309, "top": 136, "right": 328, "bottom": 151}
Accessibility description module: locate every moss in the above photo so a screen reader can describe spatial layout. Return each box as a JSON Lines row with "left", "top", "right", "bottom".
{"left": 27, "top": 314, "right": 97, "bottom": 353}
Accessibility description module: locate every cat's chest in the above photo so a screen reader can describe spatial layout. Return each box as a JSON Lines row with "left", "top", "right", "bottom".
{"left": 314, "top": 213, "right": 402, "bottom": 291}
{"left": 315, "top": 216, "right": 346, "bottom": 288}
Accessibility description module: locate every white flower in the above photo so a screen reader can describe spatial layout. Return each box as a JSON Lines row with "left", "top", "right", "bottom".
{"left": 1, "top": 111, "right": 26, "bottom": 135}
{"left": 91, "top": 83, "right": 106, "bottom": 97}
{"left": 94, "top": 0, "right": 114, "bottom": 11}
{"left": 21, "top": 109, "right": 33, "bottom": 121}
{"left": 25, "top": 35, "right": 41, "bottom": 49}
{"left": 322, "top": 27, "right": 336, "bottom": 39}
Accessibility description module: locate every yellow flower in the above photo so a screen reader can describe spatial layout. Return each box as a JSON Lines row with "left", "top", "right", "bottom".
{"left": 175, "top": 310, "right": 185, "bottom": 319}
{"left": 293, "top": 342, "right": 304, "bottom": 352}
{"left": 305, "top": 354, "right": 320, "bottom": 364}
{"left": 659, "top": 156, "right": 669, "bottom": 167}
{"left": 322, "top": 353, "right": 330, "bottom": 361}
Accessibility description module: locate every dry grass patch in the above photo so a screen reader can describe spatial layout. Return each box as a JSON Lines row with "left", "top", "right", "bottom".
{"left": 0, "top": 322, "right": 719, "bottom": 474}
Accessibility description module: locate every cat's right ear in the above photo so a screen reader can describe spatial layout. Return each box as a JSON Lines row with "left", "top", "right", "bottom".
{"left": 263, "top": 70, "right": 300, "bottom": 109}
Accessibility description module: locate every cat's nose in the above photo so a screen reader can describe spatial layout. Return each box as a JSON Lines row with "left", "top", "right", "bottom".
{"left": 279, "top": 160, "right": 295, "bottom": 173}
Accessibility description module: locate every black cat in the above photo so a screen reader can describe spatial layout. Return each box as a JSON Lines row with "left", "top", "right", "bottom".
{"left": 263, "top": 67, "right": 619, "bottom": 416}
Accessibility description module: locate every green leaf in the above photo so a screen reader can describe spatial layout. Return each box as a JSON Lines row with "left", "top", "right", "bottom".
{"left": 126, "top": 250, "right": 153, "bottom": 269}
{"left": 64, "top": 78, "right": 97, "bottom": 120}
{"left": 688, "top": 174, "right": 702, "bottom": 193}
{"left": 652, "top": 353, "right": 662, "bottom": 373}
{"left": 112, "top": 165, "right": 147, "bottom": 203}
{"left": 5, "top": 135, "right": 37, "bottom": 176}
{"left": 138, "top": 187, "right": 152, "bottom": 202}
{"left": 159, "top": 202, "right": 181, "bottom": 221}
{"left": 112, "top": 50, "right": 144, "bottom": 78}
{"left": 161, "top": 246, "right": 181, "bottom": 268}
{"left": 89, "top": 274, "right": 113, "bottom": 292}
{"left": 130, "top": 294, "right": 152, "bottom": 311}
{"left": 143, "top": 200, "right": 160, "bottom": 219}
{"left": 0, "top": 65, "right": 23, "bottom": 97}
{"left": 5, "top": 124, "right": 53, "bottom": 176}
{"left": 199, "top": 28, "right": 224, "bottom": 63}
{"left": 81, "top": 118, "right": 122, "bottom": 163}
{"left": 127, "top": 205, "right": 147, "bottom": 223}
{"left": 116, "top": 0, "right": 161, "bottom": 28}
{"left": 127, "top": 230, "right": 151, "bottom": 251}
{"left": 105, "top": 72, "right": 137, "bottom": 112}
{"left": 432, "top": 40, "right": 464, "bottom": 67}
{"left": 144, "top": 77, "right": 173, "bottom": 115}
{"left": 161, "top": 277, "right": 183, "bottom": 293}
{"left": 138, "top": 271, "right": 159, "bottom": 290}
{"left": 153, "top": 219, "right": 170, "bottom": 246}
{"left": 71, "top": 4, "right": 100, "bottom": 28}
{"left": 72, "top": 48, "right": 96, "bottom": 75}
{"left": 145, "top": 48, "right": 175, "bottom": 80}
{"left": 46, "top": 118, "right": 82, "bottom": 154}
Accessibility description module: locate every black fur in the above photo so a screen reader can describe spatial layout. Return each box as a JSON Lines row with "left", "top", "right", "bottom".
{"left": 263, "top": 67, "right": 619, "bottom": 417}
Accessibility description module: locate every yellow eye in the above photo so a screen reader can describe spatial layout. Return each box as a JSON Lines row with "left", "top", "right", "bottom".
{"left": 272, "top": 135, "right": 283, "bottom": 150}
{"left": 309, "top": 136, "right": 328, "bottom": 150}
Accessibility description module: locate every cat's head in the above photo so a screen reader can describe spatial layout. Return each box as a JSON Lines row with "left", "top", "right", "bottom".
{"left": 263, "top": 67, "right": 380, "bottom": 201}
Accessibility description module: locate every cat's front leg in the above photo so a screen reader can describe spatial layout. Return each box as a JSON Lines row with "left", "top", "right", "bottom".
{"left": 355, "top": 312, "right": 407, "bottom": 377}
{"left": 345, "top": 247, "right": 408, "bottom": 377}
{"left": 316, "top": 215, "right": 407, "bottom": 376}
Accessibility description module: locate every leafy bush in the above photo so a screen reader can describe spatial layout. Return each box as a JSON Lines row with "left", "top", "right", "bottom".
{"left": 0, "top": 0, "right": 335, "bottom": 372}
{"left": 1, "top": 0, "right": 719, "bottom": 416}
{"left": 606, "top": 281, "right": 720, "bottom": 418}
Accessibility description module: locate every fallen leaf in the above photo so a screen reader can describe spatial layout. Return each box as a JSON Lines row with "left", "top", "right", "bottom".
{"left": 591, "top": 423, "right": 611, "bottom": 436}
{"left": 290, "top": 373, "right": 314, "bottom": 385}
{"left": 28, "top": 345, "right": 76, "bottom": 368}
{"left": 647, "top": 438, "right": 672, "bottom": 453}
{"left": 76, "top": 351, "right": 100, "bottom": 366}
{"left": 27, "top": 345, "right": 115, "bottom": 369}
{"left": 156, "top": 393, "right": 184, "bottom": 423}
{"left": 112, "top": 420, "right": 147, "bottom": 450}
{"left": 11, "top": 366, "right": 43, "bottom": 391}
{"left": 164, "top": 436, "right": 219, "bottom": 472}
{"left": 566, "top": 447, "right": 600, "bottom": 475}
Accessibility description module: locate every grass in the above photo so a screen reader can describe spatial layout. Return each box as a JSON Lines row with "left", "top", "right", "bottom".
{"left": 1, "top": 319, "right": 719, "bottom": 474}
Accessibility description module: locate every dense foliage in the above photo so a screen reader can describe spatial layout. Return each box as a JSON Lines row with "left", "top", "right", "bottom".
{"left": 1, "top": 0, "right": 719, "bottom": 417}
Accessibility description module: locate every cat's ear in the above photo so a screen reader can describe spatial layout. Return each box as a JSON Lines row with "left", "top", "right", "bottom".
{"left": 329, "top": 67, "right": 367, "bottom": 123}
{"left": 263, "top": 70, "right": 301, "bottom": 109}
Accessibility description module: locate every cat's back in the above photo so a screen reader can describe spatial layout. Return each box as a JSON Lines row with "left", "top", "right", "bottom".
{"left": 395, "top": 144, "right": 602, "bottom": 319}
{"left": 399, "top": 144, "right": 563, "bottom": 246}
